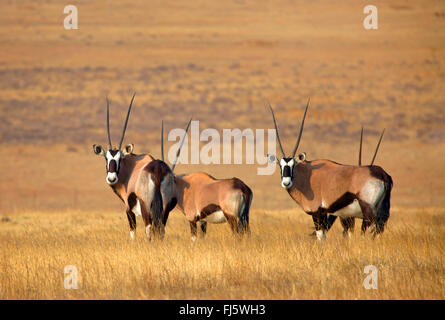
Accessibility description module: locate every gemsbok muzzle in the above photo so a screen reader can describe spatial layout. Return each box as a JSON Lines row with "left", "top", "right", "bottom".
{"left": 280, "top": 158, "right": 295, "bottom": 188}
{"left": 105, "top": 150, "right": 122, "bottom": 185}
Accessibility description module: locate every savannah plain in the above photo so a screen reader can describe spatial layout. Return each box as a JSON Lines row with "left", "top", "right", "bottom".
{"left": 0, "top": 0, "right": 445, "bottom": 299}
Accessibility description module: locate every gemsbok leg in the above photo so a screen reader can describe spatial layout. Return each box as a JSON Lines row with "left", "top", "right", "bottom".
{"left": 141, "top": 208, "right": 153, "bottom": 241}
{"left": 126, "top": 208, "right": 136, "bottom": 239}
{"left": 188, "top": 221, "right": 207, "bottom": 240}
{"left": 340, "top": 217, "right": 355, "bottom": 238}
{"left": 312, "top": 212, "right": 329, "bottom": 240}
{"left": 189, "top": 221, "right": 198, "bottom": 242}
{"left": 200, "top": 221, "right": 207, "bottom": 237}
{"left": 323, "top": 215, "right": 355, "bottom": 238}
{"left": 224, "top": 214, "right": 238, "bottom": 235}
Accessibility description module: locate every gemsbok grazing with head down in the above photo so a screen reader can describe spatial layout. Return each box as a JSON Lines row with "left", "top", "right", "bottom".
{"left": 92, "top": 93, "right": 178, "bottom": 241}
{"left": 160, "top": 122, "right": 253, "bottom": 241}
{"left": 268, "top": 100, "right": 393, "bottom": 240}
{"left": 324, "top": 126, "right": 387, "bottom": 236}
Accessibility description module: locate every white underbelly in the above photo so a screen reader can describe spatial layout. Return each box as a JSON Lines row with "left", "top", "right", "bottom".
{"left": 332, "top": 199, "right": 363, "bottom": 218}
{"left": 202, "top": 210, "right": 227, "bottom": 224}
{"left": 132, "top": 199, "right": 142, "bottom": 217}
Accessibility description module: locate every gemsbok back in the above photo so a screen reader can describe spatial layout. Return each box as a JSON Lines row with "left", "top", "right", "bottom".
{"left": 160, "top": 122, "right": 253, "bottom": 240}
{"left": 92, "top": 93, "right": 177, "bottom": 241}
{"left": 268, "top": 99, "right": 393, "bottom": 240}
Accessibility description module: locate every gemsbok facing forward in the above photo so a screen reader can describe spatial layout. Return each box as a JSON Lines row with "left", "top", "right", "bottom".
{"left": 93, "top": 94, "right": 177, "bottom": 241}
{"left": 268, "top": 100, "right": 393, "bottom": 240}
{"left": 160, "top": 122, "right": 253, "bottom": 240}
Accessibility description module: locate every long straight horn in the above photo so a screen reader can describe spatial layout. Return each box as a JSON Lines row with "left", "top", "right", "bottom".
{"left": 370, "top": 128, "right": 385, "bottom": 166}
{"left": 171, "top": 118, "right": 192, "bottom": 172}
{"left": 106, "top": 97, "right": 112, "bottom": 149}
{"left": 359, "top": 126, "right": 363, "bottom": 166}
{"left": 118, "top": 92, "right": 136, "bottom": 150}
{"left": 266, "top": 101, "right": 285, "bottom": 158}
{"left": 291, "top": 98, "right": 310, "bottom": 158}
{"left": 161, "top": 120, "right": 164, "bottom": 162}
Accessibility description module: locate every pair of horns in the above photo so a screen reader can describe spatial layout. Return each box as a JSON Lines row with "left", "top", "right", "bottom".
{"left": 161, "top": 119, "right": 192, "bottom": 172}
{"left": 268, "top": 98, "right": 310, "bottom": 158}
{"left": 359, "top": 126, "right": 385, "bottom": 166}
{"left": 106, "top": 93, "right": 136, "bottom": 150}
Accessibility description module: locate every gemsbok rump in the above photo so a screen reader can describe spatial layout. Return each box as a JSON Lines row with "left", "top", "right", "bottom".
{"left": 160, "top": 122, "right": 253, "bottom": 240}
{"left": 268, "top": 100, "right": 393, "bottom": 240}
{"left": 93, "top": 93, "right": 177, "bottom": 240}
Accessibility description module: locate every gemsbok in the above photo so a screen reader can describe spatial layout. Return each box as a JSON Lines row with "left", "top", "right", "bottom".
{"left": 268, "top": 100, "right": 393, "bottom": 240}
{"left": 324, "top": 126, "right": 386, "bottom": 236}
{"left": 92, "top": 93, "right": 177, "bottom": 241}
{"left": 160, "top": 122, "right": 253, "bottom": 240}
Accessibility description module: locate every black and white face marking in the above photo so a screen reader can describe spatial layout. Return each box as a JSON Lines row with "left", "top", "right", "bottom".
{"left": 279, "top": 157, "right": 295, "bottom": 189}
{"left": 105, "top": 149, "right": 123, "bottom": 185}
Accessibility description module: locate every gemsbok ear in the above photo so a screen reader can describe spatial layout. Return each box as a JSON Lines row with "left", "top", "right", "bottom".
{"left": 93, "top": 144, "right": 105, "bottom": 156}
{"left": 123, "top": 143, "right": 134, "bottom": 155}
{"left": 297, "top": 152, "right": 306, "bottom": 163}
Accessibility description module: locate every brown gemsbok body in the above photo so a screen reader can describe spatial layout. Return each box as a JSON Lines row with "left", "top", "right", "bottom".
{"left": 93, "top": 94, "right": 177, "bottom": 240}
{"left": 175, "top": 173, "right": 252, "bottom": 240}
{"left": 160, "top": 122, "right": 253, "bottom": 240}
{"left": 268, "top": 100, "right": 393, "bottom": 240}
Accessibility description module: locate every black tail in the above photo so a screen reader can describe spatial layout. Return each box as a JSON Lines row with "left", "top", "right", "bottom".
{"left": 151, "top": 186, "right": 163, "bottom": 225}
{"left": 150, "top": 185, "right": 164, "bottom": 236}
{"left": 237, "top": 190, "right": 252, "bottom": 235}
{"left": 375, "top": 174, "right": 393, "bottom": 233}
{"left": 145, "top": 160, "right": 173, "bottom": 239}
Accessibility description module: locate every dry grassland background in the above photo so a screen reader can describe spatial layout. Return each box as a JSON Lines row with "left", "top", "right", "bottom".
{"left": 0, "top": 0, "right": 444, "bottom": 299}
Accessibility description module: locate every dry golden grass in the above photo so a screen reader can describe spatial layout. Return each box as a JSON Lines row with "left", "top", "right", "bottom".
{"left": 1, "top": 207, "right": 444, "bottom": 300}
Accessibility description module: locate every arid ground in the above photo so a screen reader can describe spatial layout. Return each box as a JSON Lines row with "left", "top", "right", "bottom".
{"left": 0, "top": 0, "right": 444, "bottom": 299}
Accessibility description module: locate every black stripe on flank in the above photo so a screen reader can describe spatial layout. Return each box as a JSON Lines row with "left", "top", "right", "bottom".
{"left": 198, "top": 204, "right": 222, "bottom": 220}
{"left": 326, "top": 192, "right": 357, "bottom": 213}
{"left": 200, "top": 204, "right": 221, "bottom": 219}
